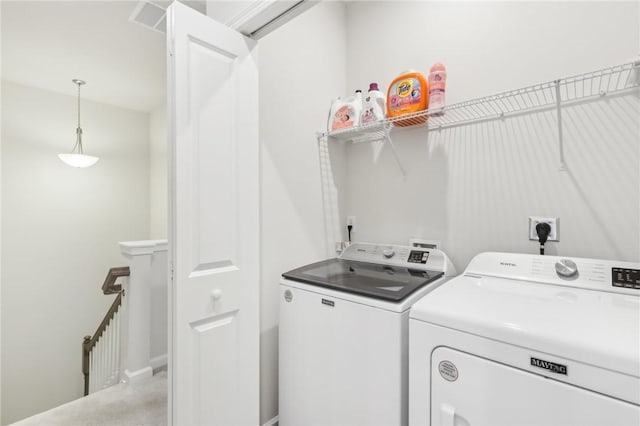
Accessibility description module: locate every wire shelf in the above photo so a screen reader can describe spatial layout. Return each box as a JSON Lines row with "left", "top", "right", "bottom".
{"left": 323, "top": 61, "right": 640, "bottom": 141}
{"left": 327, "top": 122, "right": 387, "bottom": 143}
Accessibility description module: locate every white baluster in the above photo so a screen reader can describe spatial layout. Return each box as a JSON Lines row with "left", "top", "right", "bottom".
{"left": 86, "top": 295, "right": 126, "bottom": 394}
{"left": 89, "top": 351, "right": 94, "bottom": 394}
{"left": 109, "top": 317, "right": 116, "bottom": 384}
{"left": 104, "top": 327, "right": 110, "bottom": 389}
{"left": 107, "top": 320, "right": 113, "bottom": 388}
{"left": 119, "top": 292, "right": 125, "bottom": 381}
{"left": 105, "top": 327, "right": 110, "bottom": 388}
{"left": 92, "top": 339, "right": 97, "bottom": 394}
{"left": 98, "top": 336, "right": 104, "bottom": 390}
{"left": 103, "top": 332, "right": 107, "bottom": 388}
{"left": 94, "top": 340, "right": 100, "bottom": 394}
{"left": 106, "top": 323, "right": 111, "bottom": 388}
{"left": 113, "top": 316, "right": 117, "bottom": 382}
{"left": 104, "top": 330, "right": 109, "bottom": 388}
{"left": 114, "top": 312, "right": 120, "bottom": 383}
{"left": 93, "top": 348, "right": 97, "bottom": 394}
{"left": 95, "top": 338, "right": 100, "bottom": 393}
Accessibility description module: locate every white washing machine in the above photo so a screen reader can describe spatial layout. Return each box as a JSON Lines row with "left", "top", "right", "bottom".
{"left": 279, "top": 242, "right": 456, "bottom": 425}
{"left": 409, "top": 252, "right": 640, "bottom": 426}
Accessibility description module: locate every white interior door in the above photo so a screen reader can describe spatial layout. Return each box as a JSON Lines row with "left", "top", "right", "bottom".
{"left": 167, "top": 2, "right": 259, "bottom": 425}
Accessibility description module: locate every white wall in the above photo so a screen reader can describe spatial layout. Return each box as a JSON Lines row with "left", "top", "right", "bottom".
{"left": 338, "top": 1, "right": 640, "bottom": 270}
{"left": 1, "top": 81, "right": 150, "bottom": 425}
{"left": 148, "top": 106, "right": 167, "bottom": 365}
{"left": 0, "top": 4, "right": 3, "bottom": 421}
{"left": 149, "top": 105, "right": 167, "bottom": 239}
{"left": 258, "top": 1, "right": 347, "bottom": 422}
{"left": 149, "top": 248, "right": 168, "bottom": 366}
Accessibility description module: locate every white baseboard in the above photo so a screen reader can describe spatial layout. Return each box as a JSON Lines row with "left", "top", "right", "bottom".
{"left": 150, "top": 354, "right": 168, "bottom": 371}
{"left": 262, "top": 415, "right": 278, "bottom": 426}
{"left": 124, "top": 366, "right": 153, "bottom": 384}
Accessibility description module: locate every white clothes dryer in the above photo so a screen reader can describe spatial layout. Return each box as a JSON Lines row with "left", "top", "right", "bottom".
{"left": 409, "top": 252, "right": 640, "bottom": 426}
{"left": 279, "top": 242, "right": 456, "bottom": 426}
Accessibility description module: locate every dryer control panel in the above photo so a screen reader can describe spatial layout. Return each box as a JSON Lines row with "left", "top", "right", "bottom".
{"left": 464, "top": 252, "right": 640, "bottom": 296}
{"left": 612, "top": 267, "right": 640, "bottom": 290}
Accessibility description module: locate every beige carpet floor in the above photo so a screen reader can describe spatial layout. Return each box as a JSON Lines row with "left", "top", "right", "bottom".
{"left": 12, "top": 372, "right": 167, "bottom": 426}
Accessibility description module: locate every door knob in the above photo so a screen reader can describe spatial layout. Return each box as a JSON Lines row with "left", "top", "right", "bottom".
{"left": 211, "top": 289, "right": 223, "bottom": 300}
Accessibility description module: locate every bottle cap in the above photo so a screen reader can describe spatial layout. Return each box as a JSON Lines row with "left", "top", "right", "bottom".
{"left": 368, "top": 83, "right": 379, "bottom": 92}
{"left": 355, "top": 89, "right": 362, "bottom": 93}
{"left": 430, "top": 63, "right": 446, "bottom": 72}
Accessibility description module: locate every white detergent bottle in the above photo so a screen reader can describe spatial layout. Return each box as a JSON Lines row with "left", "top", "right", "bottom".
{"left": 360, "top": 83, "right": 386, "bottom": 125}
{"left": 349, "top": 89, "right": 363, "bottom": 127}
{"left": 327, "top": 97, "right": 342, "bottom": 132}
{"left": 329, "top": 90, "right": 362, "bottom": 131}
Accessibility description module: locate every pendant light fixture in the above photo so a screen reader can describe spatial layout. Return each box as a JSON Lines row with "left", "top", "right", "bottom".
{"left": 58, "top": 79, "right": 99, "bottom": 168}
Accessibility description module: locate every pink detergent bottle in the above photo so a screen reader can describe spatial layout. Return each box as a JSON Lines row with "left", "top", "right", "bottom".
{"left": 428, "top": 63, "right": 446, "bottom": 115}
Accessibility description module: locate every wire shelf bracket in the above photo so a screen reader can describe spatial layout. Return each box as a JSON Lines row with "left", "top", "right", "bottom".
{"left": 382, "top": 124, "right": 407, "bottom": 179}
{"left": 554, "top": 80, "right": 567, "bottom": 171}
{"left": 320, "top": 122, "right": 408, "bottom": 178}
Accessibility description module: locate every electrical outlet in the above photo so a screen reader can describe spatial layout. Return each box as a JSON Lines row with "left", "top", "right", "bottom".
{"left": 347, "top": 216, "right": 356, "bottom": 227}
{"left": 529, "top": 217, "right": 559, "bottom": 241}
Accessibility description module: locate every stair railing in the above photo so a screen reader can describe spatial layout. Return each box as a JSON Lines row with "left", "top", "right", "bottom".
{"left": 82, "top": 266, "right": 130, "bottom": 396}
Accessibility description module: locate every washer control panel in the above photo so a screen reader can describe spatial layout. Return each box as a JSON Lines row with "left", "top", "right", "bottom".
{"left": 339, "top": 242, "right": 452, "bottom": 274}
{"left": 408, "top": 250, "right": 429, "bottom": 264}
{"left": 612, "top": 267, "right": 640, "bottom": 290}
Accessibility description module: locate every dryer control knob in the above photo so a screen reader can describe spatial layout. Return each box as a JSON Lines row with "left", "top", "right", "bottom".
{"left": 383, "top": 249, "right": 395, "bottom": 259}
{"left": 555, "top": 259, "right": 578, "bottom": 278}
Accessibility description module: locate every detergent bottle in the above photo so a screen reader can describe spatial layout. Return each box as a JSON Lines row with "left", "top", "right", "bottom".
{"left": 387, "top": 70, "right": 429, "bottom": 126}
{"left": 360, "top": 83, "right": 386, "bottom": 125}
{"left": 349, "top": 90, "right": 363, "bottom": 126}
{"left": 327, "top": 97, "right": 342, "bottom": 132}
{"left": 328, "top": 90, "right": 362, "bottom": 131}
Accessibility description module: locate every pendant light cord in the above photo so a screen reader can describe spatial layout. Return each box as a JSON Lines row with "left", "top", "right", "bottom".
{"left": 58, "top": 78, "right": 98, "bottom": 167}
{"left": 71, "top": 79, "right": 85, "bottom": 154}
{"left": 77, "top": 82, "right": 81, "bottom": 130}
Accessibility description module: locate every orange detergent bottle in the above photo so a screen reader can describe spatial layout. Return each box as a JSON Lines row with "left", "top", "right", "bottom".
{"left": 387, "top": 70, "right": 429, "bottom": 126}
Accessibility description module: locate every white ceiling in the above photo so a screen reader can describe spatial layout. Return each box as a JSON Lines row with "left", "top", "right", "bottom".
{"left": 1, "top": 1, "right": 204, "bottom": 112}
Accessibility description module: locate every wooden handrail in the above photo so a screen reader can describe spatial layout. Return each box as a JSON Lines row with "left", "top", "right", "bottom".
{"left": 101, "top": 266, "right": 129, "bottom": 295}
{"left": 83, "top": 266, "right": 129, "bottom": 395}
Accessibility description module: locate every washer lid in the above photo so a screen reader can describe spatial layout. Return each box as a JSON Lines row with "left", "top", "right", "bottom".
{"left": 410, "top": 274, "right": 640, "bottom": 377}
{"left": 282, "top": 258, "right": 444, "bottom": 302}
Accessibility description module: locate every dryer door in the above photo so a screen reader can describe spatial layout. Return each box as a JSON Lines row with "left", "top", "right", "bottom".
{"left": 431, "top": 347, "right": 640, "bottom": 426}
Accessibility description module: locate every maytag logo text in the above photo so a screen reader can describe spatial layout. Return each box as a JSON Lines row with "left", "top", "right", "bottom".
{"left": 530, "top": 357, "right": 568, "bottom": 375}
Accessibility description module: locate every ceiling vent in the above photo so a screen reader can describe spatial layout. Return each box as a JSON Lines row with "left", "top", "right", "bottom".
{"left": 129, "top": 1, "right": 168, "bottom": 34}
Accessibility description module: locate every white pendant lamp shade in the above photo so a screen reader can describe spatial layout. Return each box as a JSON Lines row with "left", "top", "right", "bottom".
{"left": 58, "top": 153, "right": 99, "bottom": 168}
{"left": 58, "top": 79, "right": 99, "bottom": 168}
